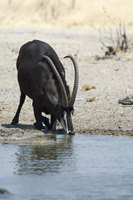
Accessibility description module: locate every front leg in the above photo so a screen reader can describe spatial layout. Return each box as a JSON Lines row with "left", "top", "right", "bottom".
{"left": 50, "top": 115, "right": 57, "bottom": 131}
{"left": 33, "top": 101, "right": 43, "bottom": 130}
{"left": 41, "top": 116, "right": 51, "bottom": 130}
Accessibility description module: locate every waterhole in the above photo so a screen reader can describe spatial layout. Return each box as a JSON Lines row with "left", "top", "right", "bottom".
{"left": 0, "top": 134, "right": 133, "bottom": 200}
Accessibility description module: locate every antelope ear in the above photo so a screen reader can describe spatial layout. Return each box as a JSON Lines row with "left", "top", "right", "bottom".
{"left": 46, "top": 93, "right": 59, "bottom": 106}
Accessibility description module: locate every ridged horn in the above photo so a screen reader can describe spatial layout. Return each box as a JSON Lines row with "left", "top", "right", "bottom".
{"left": 64, "top": 55, "right": 79, "bottom": 107}
{"left": 43, "top": 55, "right": 68, "bottom": 108}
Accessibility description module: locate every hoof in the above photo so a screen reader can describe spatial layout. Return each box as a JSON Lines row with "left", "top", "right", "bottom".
{"left": 11, "top": 120, "right": 18, "bottom": 125}
{"left": 34, "top": 122, "right": 43, "bottom": 130}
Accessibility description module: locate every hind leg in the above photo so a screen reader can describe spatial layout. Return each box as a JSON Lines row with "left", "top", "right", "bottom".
{"left": 11, "top": 91, "right": 26, "bottom": 125}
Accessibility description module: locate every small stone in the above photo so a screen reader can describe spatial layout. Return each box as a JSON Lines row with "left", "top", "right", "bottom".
{"left": 86, "top": 97, "right": 96, "bottom": 102}
{"left": 0, "top": 188, "right": 10, "bottom": 194}
{"left": 118, "top": 95, "right": 133, "bottom": 105}
{"left": 81, "top": 84, "right": 96, "bottom": 91}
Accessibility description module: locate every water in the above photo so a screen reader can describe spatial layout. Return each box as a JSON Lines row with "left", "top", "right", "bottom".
{"left": 0, "top": 134, "right": 133, "bottom": 200}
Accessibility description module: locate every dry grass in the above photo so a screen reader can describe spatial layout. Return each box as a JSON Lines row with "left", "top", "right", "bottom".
{"left": 0, "top": 0, "right": 133, "bottom": 28}
{"left": 86, "top": 97, "right": 96, "bottom": 102}
{"left": 81, "top": 84, "right": 96, "bottom": 91}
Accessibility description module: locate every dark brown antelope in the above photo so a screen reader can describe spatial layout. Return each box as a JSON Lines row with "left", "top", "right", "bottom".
{"left": 11, "top": 40, "right": 79, "bottom": 134}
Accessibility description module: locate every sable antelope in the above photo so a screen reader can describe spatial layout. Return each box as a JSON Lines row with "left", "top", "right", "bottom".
{"left": 11, "top": 40, "right": 79, "bottom": 134}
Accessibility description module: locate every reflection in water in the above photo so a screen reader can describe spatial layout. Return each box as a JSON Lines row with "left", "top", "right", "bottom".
{"left": 1, "top": 135, "right": 133, "bottom": 200}
{"left": 15, "top": 135, "right": 75, "bottom": 175}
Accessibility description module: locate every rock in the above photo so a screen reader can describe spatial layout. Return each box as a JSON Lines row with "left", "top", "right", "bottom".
{"left": 118, "top": 95, "right": 133, "bottom": 105}
{"left": 0, "top": 188, "right": 10, "bottom": 194}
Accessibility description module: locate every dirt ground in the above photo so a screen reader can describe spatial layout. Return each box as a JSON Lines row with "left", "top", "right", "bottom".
{"left": 0, "top": 26, "right": 133, "bottom": 144}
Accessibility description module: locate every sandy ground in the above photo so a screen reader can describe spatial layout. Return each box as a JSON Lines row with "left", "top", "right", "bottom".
{"left": 0, "top": 26, "right": 133, "bottom": 144}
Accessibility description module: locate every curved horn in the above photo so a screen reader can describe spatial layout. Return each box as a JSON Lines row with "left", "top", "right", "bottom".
{"left": 43, "top": 55, "right": 68, "bottom": 108}
{"left": 64, "top": 55, "right": 79, "bottom": 107}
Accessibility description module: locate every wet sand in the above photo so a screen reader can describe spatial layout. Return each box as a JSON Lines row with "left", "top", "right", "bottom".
{"left": 0, "top": 27, "right": 133, "bottom": 143}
